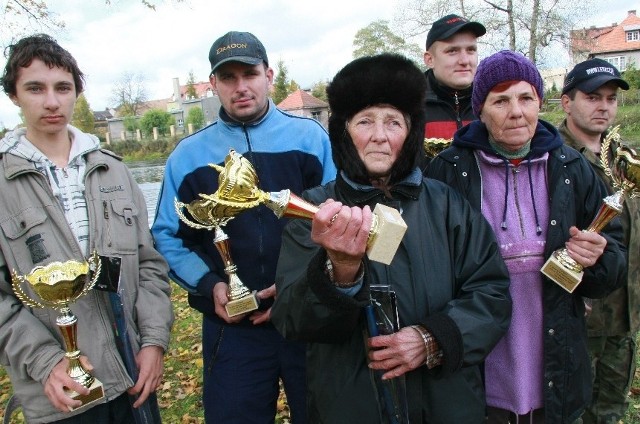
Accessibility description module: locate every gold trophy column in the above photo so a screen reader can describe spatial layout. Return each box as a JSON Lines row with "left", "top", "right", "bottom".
{"left": 11, "top": 252, "right": 105, "bottom": 408}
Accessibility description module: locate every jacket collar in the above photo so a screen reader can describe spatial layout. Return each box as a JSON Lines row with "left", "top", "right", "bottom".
{"left": 336, "top": 168, "right": 422, "bottom": 209}
{"left": 218, "top": 99, "right": 274, "bottom": 127}
{"left": 453, "top": 119, "right": 563, "bottom": 159}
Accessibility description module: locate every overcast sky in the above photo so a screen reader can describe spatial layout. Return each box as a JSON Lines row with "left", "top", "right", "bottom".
{"left": 0, "top": 0, "right": 635, "bottom": 129}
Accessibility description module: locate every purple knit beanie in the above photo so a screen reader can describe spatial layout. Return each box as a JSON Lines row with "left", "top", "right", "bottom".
{"left": 472, "top": 50, "right": 544, "bottom": 115}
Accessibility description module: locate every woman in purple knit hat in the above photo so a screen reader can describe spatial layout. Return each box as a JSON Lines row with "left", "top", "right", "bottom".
{"left": 427, "top": 50, "right": 626, "bottom": 424}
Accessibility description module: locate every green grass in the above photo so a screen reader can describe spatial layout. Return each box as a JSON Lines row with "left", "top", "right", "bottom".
{"left": 0, "top": 283, "right": 291, "bottom": 423}
{"left": 540, "top": 102, "right": 640, "bottom": 145}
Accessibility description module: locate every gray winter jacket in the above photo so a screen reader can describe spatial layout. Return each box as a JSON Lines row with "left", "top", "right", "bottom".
{"left": 0, "top": 129, "right": 173, "bottom": 423}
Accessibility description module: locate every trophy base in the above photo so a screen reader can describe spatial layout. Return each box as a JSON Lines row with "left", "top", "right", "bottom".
{"left": 541, "top": 255, "right": 584, "bottom": 293}
{"left": 67, "top": 378, "right": 105, "bottom": 410}
{"left": 367, "top": 204, "right": 408, "bottom": 265}
{"left": 225, "top": 290, "right": 259, "bottom": 317}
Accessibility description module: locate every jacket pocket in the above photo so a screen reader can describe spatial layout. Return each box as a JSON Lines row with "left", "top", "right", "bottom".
{"left": 100, "top": 199, "right": 139, "bottom": 255}
{"left": 0, "top": 207, "right": 51, "bottom": 267}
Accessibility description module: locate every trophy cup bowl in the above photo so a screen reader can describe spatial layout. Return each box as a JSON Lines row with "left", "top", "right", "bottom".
{"left": 423, "top": 138, "right": 452, "bottom": 158}
{"left": 204, "top": 149, "right": 407, "bottom": 265}
{"left": 175, "top": 194, "right": 259, "bottom": 318}
{"left": 11, "top": 251, "right": 105, "bottom": 409}
{"left": 541, "top": 126, "right": 640, "bottom": 292}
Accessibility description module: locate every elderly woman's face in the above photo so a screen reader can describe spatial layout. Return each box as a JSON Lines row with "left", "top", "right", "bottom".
{"left": 347, "top": 105, "right": 409, "bottom": 180}
{"left": 480, "top": 81, "right": 540, "bottom": 152}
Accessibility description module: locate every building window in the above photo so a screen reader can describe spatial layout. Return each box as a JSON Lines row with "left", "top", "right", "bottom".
{"left": 311, "top": 111, "right": 321, "bottom": 121}
{"left": 604, "top": 56, "right": 627, "bottom": 71}
{"left": 177, "top": 119, "right": 184, "bottom": 128}
{"left": 627, "top": 30, "right": 640, "bottom": 42}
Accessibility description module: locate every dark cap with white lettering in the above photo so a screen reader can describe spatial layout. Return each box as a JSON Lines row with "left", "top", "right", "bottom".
{"left": 562, "top": 58, "right": 629, "bottom": 95}
{"left": 209, "top": 31, "right": 268, "bottom": 75}
{"left": 426, "top": 14, "right": 485, "bottom": 50}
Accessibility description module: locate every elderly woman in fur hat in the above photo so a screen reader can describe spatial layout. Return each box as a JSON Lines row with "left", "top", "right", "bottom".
{"left": 270, "top": 53, "right": 512, "bottom": 423}
{"left": 427, "top": 50, "right": 627, "bottom": 424}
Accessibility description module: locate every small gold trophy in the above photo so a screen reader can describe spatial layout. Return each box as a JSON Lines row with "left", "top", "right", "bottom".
{"left": 541, "top": 126, "right": 640, "bottom": 292}
{"left": 423, "top": 138, "right": 452, "bottom": 158}
{"left": 11, "top": 251, "right": 105, "bottom": 408}
{"left": 194, "top": 149, "right": 407, "bottom": 265}
{"left": 174, "top": 198, "right": 259, "bottom": 317}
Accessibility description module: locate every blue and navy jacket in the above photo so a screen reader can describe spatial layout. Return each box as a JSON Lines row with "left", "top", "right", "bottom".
{"left": 151, "top": 100, "right": 336, "bottom": 321}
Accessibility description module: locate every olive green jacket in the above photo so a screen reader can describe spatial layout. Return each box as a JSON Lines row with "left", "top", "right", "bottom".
{"left": 559, "top": 120, "right": 640, "bottom": 335}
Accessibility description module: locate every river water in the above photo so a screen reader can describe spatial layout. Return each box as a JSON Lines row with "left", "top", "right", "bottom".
{"left": 127, "top": 160, "right": 165, "bottom": 224}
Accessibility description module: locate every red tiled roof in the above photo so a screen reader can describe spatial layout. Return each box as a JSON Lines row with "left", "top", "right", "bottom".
{"left": 277, "top": 90, "right": 328, "bottom": 110}
{"left": 180, "top": 81, "right": 212, "bottom": 99}
{"left": 571, "top": 11, "right": 640, "bottom": 55}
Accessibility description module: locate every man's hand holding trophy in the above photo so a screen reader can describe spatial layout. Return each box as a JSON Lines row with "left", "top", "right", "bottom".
{"left": 541, "top": 126, "right": 640, "bottom": 292}
{"left": 11, "top": 251, "right": 105, "bottom": 409}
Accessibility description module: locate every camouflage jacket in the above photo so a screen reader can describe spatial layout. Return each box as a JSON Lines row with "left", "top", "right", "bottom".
{"left": 559, "top": 120, "right": 640, "bottom": 335}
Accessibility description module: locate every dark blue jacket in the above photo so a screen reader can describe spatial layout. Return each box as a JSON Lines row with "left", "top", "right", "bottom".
{"left": 427, "top": 119, "right": 627, "bottom": 423}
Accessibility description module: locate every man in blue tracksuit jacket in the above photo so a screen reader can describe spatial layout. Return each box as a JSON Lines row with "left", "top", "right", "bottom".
{"left": 151, "top": 31, "right": 336, "bottom": 423}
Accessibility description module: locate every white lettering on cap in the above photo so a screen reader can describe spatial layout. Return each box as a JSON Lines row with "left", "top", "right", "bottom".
{"left": 585, "top": 66, "right": 615, "bottom": 75}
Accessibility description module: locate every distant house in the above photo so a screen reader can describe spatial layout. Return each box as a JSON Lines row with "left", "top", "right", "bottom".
{"left": 570, "top": 9, "right": 640, "bottom": 70}
{"left": 277, "top": 89, "right": 329, "bottom": 129}
{"left": 92, "top": 108, "right": 113, "bottom": 136}
{"left": 107, "top": 78, "right": 221, "bottom": 142}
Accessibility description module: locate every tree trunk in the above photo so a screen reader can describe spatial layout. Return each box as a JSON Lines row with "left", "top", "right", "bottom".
{"left": 528, "top": 0, "right": 541, "bottom": 62}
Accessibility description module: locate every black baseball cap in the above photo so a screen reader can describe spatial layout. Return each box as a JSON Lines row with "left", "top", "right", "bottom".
{"left": 562, "top": 58, "right": 629, "bottom": 95}
{"left": 209, "top": 31, "right": 269, "bottom": 75}
{"left": 426, "top": 14, "right": 486, "bottom": 50}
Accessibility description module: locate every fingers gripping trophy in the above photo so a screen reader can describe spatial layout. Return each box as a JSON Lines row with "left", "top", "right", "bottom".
{"left": 187, "top": 149, "right": 407, "bottom": 266}
{"left": 11, "top": 251, "right": 105, "bottom": 408}
{"left": 174, "top": 157, "right": 261, "bottom": 317}
{"left": 541, "top": 126, "right": 640, "bottom": 292}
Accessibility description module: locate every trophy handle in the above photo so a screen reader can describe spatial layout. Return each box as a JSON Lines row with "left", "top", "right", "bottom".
{"left": 10, "top": 270, "right": 46, "bottom": 309}
{"left": 70, "top": 251, "right": 103, "bottom": 304}
{"left": 174, "top": 198, "right": 229, "bottom": 230}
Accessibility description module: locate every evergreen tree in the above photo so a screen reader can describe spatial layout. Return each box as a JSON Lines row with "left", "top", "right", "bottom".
{"left": 186, "top": 70, "right": 198, "bottom": 99}
{"left": 273, "top": 59, "right": 289, "bottom": 104}
{"left": 72, "top": 94, "right": 95, "bottom": 133}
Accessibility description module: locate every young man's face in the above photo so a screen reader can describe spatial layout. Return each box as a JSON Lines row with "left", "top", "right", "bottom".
{"left": 424, "top": 31, "right": 479, "bottom": 90}
{"left": 10, "top": 58, "right": 77, "bottom": 140}
{"left": 210, "top": 62, "right": 274, "bottom": 123}
{"left": 562, "top": 82, "right": 619, "bottom": 139}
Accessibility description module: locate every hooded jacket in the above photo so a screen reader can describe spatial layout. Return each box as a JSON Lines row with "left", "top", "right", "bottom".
{"left": 271, "top": 171, "right": 512, "bottom": 423}
{"left": 0, "top": 126, "right": 173, "bottom": 423}
{"left": 427, "top": 119, "right": 627, "bottom": 423}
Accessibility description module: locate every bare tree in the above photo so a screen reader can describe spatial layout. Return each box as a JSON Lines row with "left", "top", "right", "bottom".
{"left": 110, "top": 72, "right": 148, "bottom": 117}
{"left": 394, "top": 0, "right": 594, "bottom": 65}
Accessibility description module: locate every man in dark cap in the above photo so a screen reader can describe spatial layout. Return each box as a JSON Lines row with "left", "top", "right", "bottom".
{"left": 421, "top": 14, "right": 485, "bottom": 169}
{"left": 559, "top": 58, "right": 638, "bottom": 424}
{"left": 152, "top": 31, "right": 336, "bottom": 423}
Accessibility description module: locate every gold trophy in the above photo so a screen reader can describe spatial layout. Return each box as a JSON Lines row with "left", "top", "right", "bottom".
{"left": 541, "top": 126, "right": 640, "bottom": 293}
{"left": 174, "top": 198, "right": 259, "bottom": 317}
{"left": 423, "top": 138, "right": 452, "bottom": 158}
{"left": 11, "top": 251, "right": 105, "bottom": 408}
{"left": 191, "top": 149, "right": 407, "bottom": 265}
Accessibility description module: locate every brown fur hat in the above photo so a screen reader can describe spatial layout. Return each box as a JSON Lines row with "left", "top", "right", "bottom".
{"left": 326, "top": 53, "right": 427, "bottom": 185}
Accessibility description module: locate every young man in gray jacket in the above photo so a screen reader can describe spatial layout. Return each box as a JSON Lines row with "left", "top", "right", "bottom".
{"left": 0, "top": 34, "right": 173, "bottom": 423}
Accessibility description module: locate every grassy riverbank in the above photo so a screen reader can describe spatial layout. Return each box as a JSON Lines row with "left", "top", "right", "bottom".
{"left": 108, "top": 103, "right": 640, "bottom": 164}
